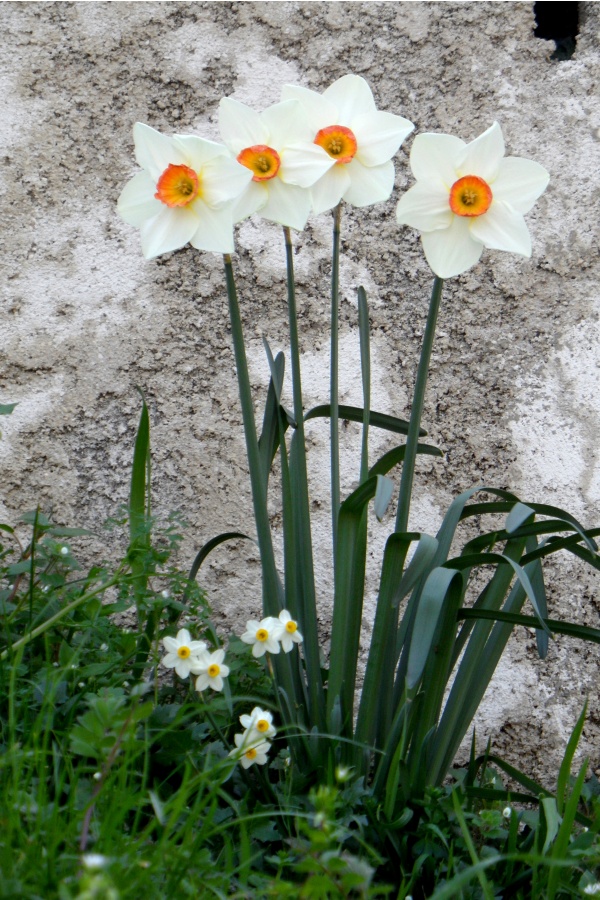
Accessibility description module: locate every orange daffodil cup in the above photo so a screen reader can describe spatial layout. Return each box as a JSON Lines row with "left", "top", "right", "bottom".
{"left": 117, "top": 123, "right": 252, "bottom": 258}
{"left": 395, "top": 121, "right": 550, "bottom": 278}
{"left": 282, "top": 74, "right": 415, "bottom": 215}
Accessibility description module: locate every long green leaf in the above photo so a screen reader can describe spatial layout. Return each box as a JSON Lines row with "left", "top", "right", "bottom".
{"left": 358, "top": 286, "right": 370, "bottom": 485}
{"left": 556, "top": 702, "right": 587, "bottom": 816}
{"left": 129, "top": 393, "right": 150, "bottom": 547}
{"left": 257, "top": 348, "right": 287, "bottom": 481}
{"left": 406, "top": 567, "right": 460, "bottom": 690}
{"left": 304, "top": 404, "right": 424, "bottom": 436}
{"left": 457, "top": 609, "right": 600, "bottom": 644}
{"left": 368, "top": 443, "right": 442, "bottom": 478}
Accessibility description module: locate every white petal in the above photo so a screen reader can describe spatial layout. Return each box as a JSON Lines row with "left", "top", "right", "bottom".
{"left": 260, "top": 100, "right": 312, "bottom": 149}
{"left": 133, "top": 123, "right": 185, "bottom": 181}
{"left": 491, "top": 157, "right": 549, "bottom": 214}
{"left": 396, "top": 181, "right": 453, "bottom": 232}
{"left": 456, "top": 122, "right": 505, "bottom": 183}
{"left": 139, "top": 206, "right": 200, "bottom": 259}
{"left": 259, "top": 178, "right": 312, "bottom": 230}
{"left": 202, "top": 155, "right": 253, "bottom": 207}
{"left": 310, "top": 166, "right": 351, "bottom": 215}
{"left": 343, "top": 159, "right": 394, "bottom": 208}
{"left": 323, "top": 74, "right": 377, "bottom": 121}
{"left": 410, "top": 133, "right": 466, "bottom": 187}
{"left": 175, "top": 660, "right": 191, "bottom": 679}
{"left": 232, "top": 181, "right": 268, "bottom": 223}
{"left": 118, "top": 172, "right": 161, "bottom": 226}
{"left": 172, "top": 135, "right": 229, "bottom": 170}
{"left": 281, "top": 84, "right": 337, "bottom": 132}
{"left": 162, "top": 636, "right": 179, "bottom": 654}
{"left": 469, "top": 201, "right": 532, "bottom": 256}
{"left": 195, "top": 674, "right": 209, "bottom": 691}
{"left": 189, "top": 201, "right": 236, "bottom": 253}
{"left": 219, "top": 98, "right": 268, "bottom": 155}
{"left": 353, "top": 110, "right": 415, "bottom": 167}
{"left": 421, "top": 216, "right": 484, "bottom": 279}
{"left": 279, "top": 142, "right": 334, "bottom": 188}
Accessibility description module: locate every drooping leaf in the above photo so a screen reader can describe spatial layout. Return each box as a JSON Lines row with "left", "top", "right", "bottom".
{"left": 304, "top": 404, "right": 426, "bottom": 436}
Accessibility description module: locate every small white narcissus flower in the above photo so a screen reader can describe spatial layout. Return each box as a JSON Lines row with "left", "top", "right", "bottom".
{"left": 271, "top": 609, "right": 303, "bottom": 653}
{"left": 281, "top": 74, "right": 414, "bottom": 215}
{"left": 161, "top": 628, "right": 207, "bottom": 679}
{"left": 228, "top": 732, "right": 272, "bottom": 769}
{"left": 396, "top": 121, "right": 550, "bottom": 279}
{"left": 117, "top": 123, "right": 253, "bottom": 258}
{"left": 194, "top": 648, "right": 230, "bottom": 693}
{"left": 218, "top": 98, "right": 334, "bottom": 231}
{"left": 240, "top": 617, "right": 281, "bottom": 657}
{"left": 239, "top": 706, "right": 277, "bottom": 739}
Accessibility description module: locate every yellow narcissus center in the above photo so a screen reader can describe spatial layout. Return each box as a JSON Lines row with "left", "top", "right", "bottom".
{"left": 256, "top": 719, "right": 270, "bottom": 733}
{"left": 237, "top": 145, "right": 281, "bottom": 182}
{"left": 285, "top": 620, "right": 297, "bottom": 634}
{"left": 314, "top": 125, "right": 358, "bottom": 164}
{"left": 449, "top": 175, "right": 493, "bottom": 217}
{"left": 155, "top": 164, "right": 200, "bottom": 207}
{"left": 245, "top": 747, "right": 258, "bottom": 760}
{"left": 177, "top": 646, "right": 191, "bottom": 659}
{"left": 256, "top": 628, "right": 269, "bottom": 642}
{"left": 208, "top": 663, "right": 220, "bottom": 678}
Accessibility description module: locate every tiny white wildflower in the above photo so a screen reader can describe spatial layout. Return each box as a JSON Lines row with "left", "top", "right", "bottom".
{"left": 502, "top": 806, "right": 512, "bottom": 819}
{"left": 584, "top": 885, "right": 600, "bottom": 896}
{"left": 60, "top": 546, "right": 69, "bottom": 556}
{"left": 194, "top": 648, "right": 230, "bottom": 692}
{"left": 161, "top": 628, "right": 208, "bottom": 679}
{"left": 239, "top": 706, "right": 277, "bottom": 739}
{"left": 161, "top": 589, "right": 170, "bottom": 600}
{"left": 240, "top": 617, "right": 280, "bottom": 657}
{"left": 81, "top": 853, "right": 109, "bottom": 870}
{"left": 93, "top": 772, "right": 102, "bottom": 782}
{"left": 228, "top": 731, "right": 271, "bottom": 769}
{"left": 271, "top": 609, "right": 303, "bottom": 653}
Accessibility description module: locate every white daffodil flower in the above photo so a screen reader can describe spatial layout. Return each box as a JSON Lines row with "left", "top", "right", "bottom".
{"left": 271, "top": 609, "right": 303, "bottom": 653}
{"left": 281, "top": 74, "right": 414, "bottom": 215}
{"left": 228, "top": 731, "right": 272, "bottom": 769}
{"left": 218, "top": 98, "right": 334, "bottom": 231}
{"left": 240, "top": 617, "right": 281, "bottom": 657}
{"left": 117, "top": 123, "right": 252, "bottom": 258}
{"left": 239, "top": 706, "right": 277, "bottom": 740}
{"left": 194, "top": 648, "right": 230, "bottom": 693}
{"left": 396, "top": 122, "right": 550, "bottom": 279}
{"left": 161, "top": 628, "right": 208, "bottom": 679}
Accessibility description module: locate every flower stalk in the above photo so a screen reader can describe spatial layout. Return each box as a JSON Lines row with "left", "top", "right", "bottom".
{"left": 395, "top": 276, "right": 444, "bottom": 533}
{"left": 330, "top": 203, "right": 342, "bottom": 556}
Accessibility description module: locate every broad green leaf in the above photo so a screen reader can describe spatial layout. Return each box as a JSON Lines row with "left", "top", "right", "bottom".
{"left": 373, "top": 475, "right": 394, "bottom": 521}
{"left": 407, "top": 567, "right": 460, "bottom": 689}
{"left": 540, "top": 796, "right": 560, "bottom": 854}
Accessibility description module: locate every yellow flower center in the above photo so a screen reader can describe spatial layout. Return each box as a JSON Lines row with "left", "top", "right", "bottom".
{"left": 245, "top": 747, "right": 258, "bottom": 760}
{"left": 285, "top": 620, "right": 297, "bottom": 634}
{"left": 314, "top": 125, "right": 358, "bottom": 164}
{"left": 256, "top": 719, "right": 270, "bottom": 733}
{"left": 237, "top": 145, "right": 281, "bottom": 182}
{"left": 208, "top": 663, "right": 220, "bottom": 677}
{"left": 177, "top": 646, "right": 191, "bottom": 659}
{"left": 449, "top": 175, "right": 493, "bottom": 217}
{"left": 256, "top": 628, "right": 269, "bottom": 642}
{"left": 155, "top": 164, "right": 200, "bottom": 208}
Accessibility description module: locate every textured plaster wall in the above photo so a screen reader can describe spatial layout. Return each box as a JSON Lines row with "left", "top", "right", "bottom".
{"left": 1, "top": 1, "right": 599, "bottom": 783}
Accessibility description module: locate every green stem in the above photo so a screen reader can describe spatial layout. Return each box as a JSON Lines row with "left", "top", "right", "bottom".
{"left": 223, "top": 255, "right": 283, "bottom": 615}
{"left": 282, "top": 227, "right": 325, "bottom": 731}
{"left": 395, "top": 276, "right": 444, "bottom": 533}
{"left": 330, "top": 203, "right": 342, "bottom": 559}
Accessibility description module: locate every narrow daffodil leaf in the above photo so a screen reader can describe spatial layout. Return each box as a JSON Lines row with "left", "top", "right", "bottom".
{"left": 0, "top": 403, "right": 17, "bottom": 415}
{"left": 506, "top": 501, "right": 535, "bottom": 533}
{"left": 304, "top": 404, "right": 425, "bottom": 436}
{"left": 369, "top": 442, "right": 443, "bottom": 478}
{"left": 407, "top": 567, "right": 459, "bottom": 689}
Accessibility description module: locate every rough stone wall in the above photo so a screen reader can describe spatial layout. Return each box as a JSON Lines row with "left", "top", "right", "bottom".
{"left": 1, "top": 1, "right": 599, "bottom": 783}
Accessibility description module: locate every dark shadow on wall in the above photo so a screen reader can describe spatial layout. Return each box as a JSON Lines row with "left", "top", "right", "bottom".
{"left": 534, "top": 2, "right": 579, "bottom": 60}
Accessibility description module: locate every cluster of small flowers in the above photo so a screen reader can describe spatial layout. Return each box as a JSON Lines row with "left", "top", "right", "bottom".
{"left": 227, "top": 706, "right": 277, "bottom": 769}
{"left": 118, "top": 73, "right": 550, "bottom": 279}
{"left": 161, "top": 628, "right": 230, "bottom": 692}
{"left": 240, "top": 609, "right": 303, "bottom": 657}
